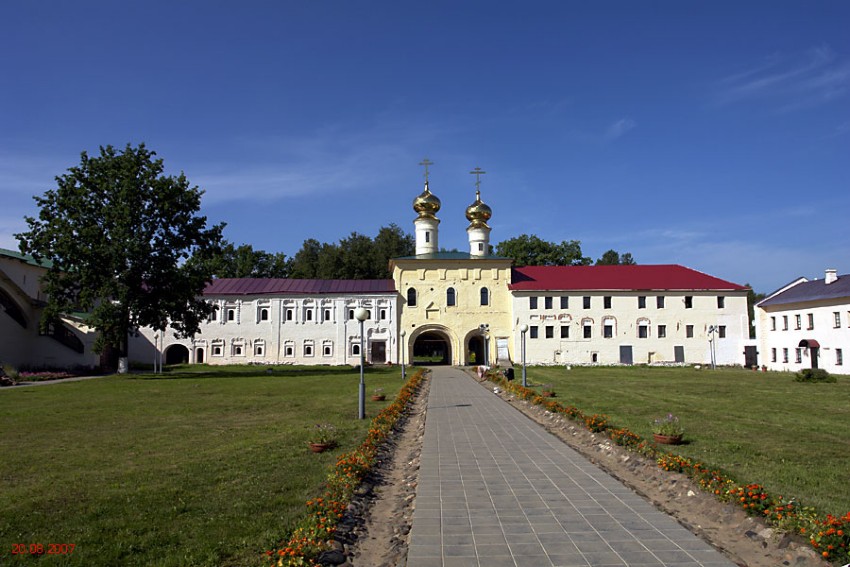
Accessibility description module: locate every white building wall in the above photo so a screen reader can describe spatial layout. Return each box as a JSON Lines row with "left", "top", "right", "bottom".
{"left": 511, "top": 290, "right": 749, "bottom": 366}
{"left": 756, "top": 299, "right": 850, "bottom": 375}
{"left": 132, "top": 292, "right": 399, "bottom": 367}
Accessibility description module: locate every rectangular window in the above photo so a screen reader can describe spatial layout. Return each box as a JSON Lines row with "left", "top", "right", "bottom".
{"left": 425, "top": 231, "right": 430, "bottom": 243}
{"left": 638, "top": 325, "right": 648, "bottom": 339}
{"left": 718, "top": 325, "right": 726, "bottom": 338}
{"left": 544, "top": 296, "right": 553, "bottom": 310}
{"left": 782, "top": 348, "right": 789, "bottom": 363}
{"left": 795, "top": 348, "right": 802, "bottom": 363}
{"left": 638, "top": 296, "right": 646, "bottom": 309}
{"left": 604, "top": 324, "right": 613, "bottom": 338}
{"left": 807, "top": 313, "right": 814, "bottom": 330}
{"left": 657, "top": 296, "right": 665, "bottom": 308}
{"left": 583, "top": 296, "right": 591, "bottom": 309}
{"left": 545, "top": 325, "right": 554, "bottom": 338}
{"left": 583, "top": 324, "right": 591, "bottom": 339}
{"left": 529, "top": 297, "right": 538, "bottom": 310}
{"left": 305, "top": 309, "right": 313, "bottom": 321}
{"left": 560, "top": 325, "right": 569, "bottom": 338}
{"left": 323, "top": 309, "right": 331, "bottom": 321}
{"left": 684, "top": 296, "right": 693, "bottom": 309}
{"left": 686, "top": 325, "right": 694, "bottom": 338}
{"left": 604, "top": 296, "right": 612, "bottom": 309}
{"left": 560, "top": 296, "right": 569, "bottom": 309}
{"left": 529, "top": 326, "right": 539, "bottom": 339}
{"left": 771, "top": 348, "right": 776, "bottom": 362}
{"left": 717, "top": 296, "right": 725, "bottom": 309}
{"left": 658, "top": 325, "right": 666, "bottom": 338}
{"left": 770, "top": 317, "right": 776, "bottom": 331}
{"left": 837, "top": 348, "right": 844, "bottom": 366}
{"left": 834, "top": 312, "right": 841, "bottom": 328}
{"left": 348, "top": 309, "right": 356, "bottom": 320}
{"left": 795, "top": 314, "right": 802, "bottom": 330}
{"left": 380, "top": 309, "right": 387, "bottom": 320}
{"left": 782, "top": 315, "right": 788, "bottom": 330}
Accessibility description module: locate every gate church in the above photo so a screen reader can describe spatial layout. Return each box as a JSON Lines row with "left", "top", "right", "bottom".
{"left": 128, "top": 163, "right": 750, "bottom": 369}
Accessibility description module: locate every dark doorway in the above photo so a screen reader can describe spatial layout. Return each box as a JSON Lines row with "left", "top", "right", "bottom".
{"left": 619, "top": 345, "right": 633, "bottom": 365}
{"left": 371, "top": 341, "right": 386, "bottom": 364}
{"left": 413, "top": 331, "right": 451, "bottom": 365}
{"left": 468, "top": 336, "right": 484, "bottom": 365}
{"left": 196, "top": 348, "right": 205, "bottom": 364}
{"left": 799, "top": 339, "right": 820, "bottom": 369}
{"left": 165, "top": 344, "right": 190, "bottom": 365}
{"left": 674, "top": 345, "right": 685, "bottom": 363}
{"left": 744, "top": 345, "right": 758, "bottom": 368}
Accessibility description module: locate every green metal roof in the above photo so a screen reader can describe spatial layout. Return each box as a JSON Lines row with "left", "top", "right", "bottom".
{"left": 0, "top": 247, "right": 53, "bottom": 269}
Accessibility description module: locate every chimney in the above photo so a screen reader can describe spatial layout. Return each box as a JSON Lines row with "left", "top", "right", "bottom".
{"left": 825, "top": 269, "right": 838, "bottom": 284}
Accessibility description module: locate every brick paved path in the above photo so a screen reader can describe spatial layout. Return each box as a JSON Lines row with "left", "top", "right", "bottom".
{"left": 406, "top": 366, "right": 735, "bottom": 567}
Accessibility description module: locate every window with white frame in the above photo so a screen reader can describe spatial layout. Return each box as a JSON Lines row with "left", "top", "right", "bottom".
{"left": 686, "top": 325, "right": 694, "bottom": 338}
{"left": 560, "top": 296, "right": 568, "bottom": 309}
{"left": 254, "top": 340, "right": 265, "bottom": 357}
{"left": 212, "top": 341, "right": 224, "bottom": 356}
{"left": 807, "top": 313, "right": 814, "bottom": 330}
{"left": 351, "top": 343, "right": 361, "bottom": 356}
{"left": 286, "top": 309, "right": 294, "bottom": 321}
{"left": 545, "top": 325, "right": 554, "bottom": 338}
{"left": 560, "top": 325, "right": 569, "bottom": 338}
{"left": 602, "top": 316, "right": 616, "bottom": 339}
{"left": 717, "top": 296, "right": 725, "bottom": 309}
{"left": 304, "top": 341, "right": 314, "bottom": 357}
{"left": 782, "top": 348, "right": 789, "bottom": 363}
{"left": 638, "top": 296, "right": 646, "bottom": 309}
{"left": 544, "top": 296, "right": 553, "bottom": 309}
{"left": 380, "top": 309, "right": 387, "bottom": 320}
{"left": 718, "top": 325, "right": 726, "bottom": 338}
{"left": 637, "top": 320, "right": 649, "bottom": 339}
{"left": 770, "top": 317, "right": 776, "bottom": 331}
{"left": 480, "top": 287, "right": 489, "bottom": 306}
{"left": 582, "top": 318, "right": 592, "bottom": 338}
{"left": 583, "top": 296, "right": 591, "bottom": 309}
{"left": 407, "top": 288, "right": 417, "bottom": 307}
{"left": 529, "top": 326, "right": 538, "bottom": 339}
{"left": 284, "top": 342, "right": 295, "bottom": 357}
{"left": 232, "top": 341, "right": 245, "bottom": 356}
{"left": 795, "top": 314, "right": 801, "bottom": 330}
{"left": 684, "top": 296, "right": 693, "bottom": 309}
{"left": 227, "top": 308, "right": 236, "bottom": 321}
{"left": 795, "top": 348, "right": 802, "bottom": 363}
{"left": 656, "top": 296, "right": 665, "bottom": 308}
{"left": 323, "top": 342, "right": 333, "bottom": 357}
{"left": 782, "top": 315, "right": 788, "bottom": 330}
{"left": 603, "top": 296, "right": 612, "bottom": 309}
{"left": 305, "top": 309, "right": 313, "bottom": 321}
{"left": 529, "top": 297, "right": 538, "bottom": 310}
{"left": 837, "top": 348, "right": 843, "bottom": 366}
{"left": 324, "top": 309, "right": 331, "bottom": 321}
{"left": 209, "top": 306, "right": 218, "bottom": 322}
{"left": 834, "top": 312, "right": 841, "bottom": 328}
{"left": 446, "top": 287, "right": 456, "bottom": 306}
{"left": 658, "top": 324, "right": 666, "bottom": 338}
{"left": 771, "top": 348, "right": 776, "bottom": 362}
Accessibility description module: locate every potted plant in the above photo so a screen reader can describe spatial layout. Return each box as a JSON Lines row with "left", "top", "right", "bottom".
{"left": 541, "top": 384, "right": 556, "bottom": 398}
{"left": 308, "top": 423, "right": 337, "bottom": 453}
{"left": 652, "top": 413, "right": 684, "bottom": 445}
{"left": 371, "top": 387, "right": 386, "bottom": 401}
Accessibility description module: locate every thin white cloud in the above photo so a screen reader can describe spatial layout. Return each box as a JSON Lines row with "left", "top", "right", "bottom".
{"left": 604, "top": 118, "right": 637, "bottom": 141}
{"left": 713, "top": 45, "right": 849, "bottom": 110}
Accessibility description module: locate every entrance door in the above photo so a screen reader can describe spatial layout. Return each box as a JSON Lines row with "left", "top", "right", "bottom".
{"left": 619, "top": 345, "right": 633, "bottom": 365}
{"left": 674, "top": 345, "right": 685, "bottom": 363}
{"left": 468, "top": 336, "right": 484, "bottom": 365}
{"left": 744, "top": 345, "right": 758, "bottom": 368}
{"left": 196, "top": 348, "right": 205, "bottom": 363}
{"left": 496, "top": 338, "right": 509, "bottom": 364}
{"left": 371, "top": 341, "right": 386, "bottom": 364}
{"left": 810, "top": 347, "right": 819, "bottom": 369}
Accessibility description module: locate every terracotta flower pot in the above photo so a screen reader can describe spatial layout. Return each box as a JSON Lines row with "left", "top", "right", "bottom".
{"left": 653, "top": 433, "right": 683, "bottom": 445}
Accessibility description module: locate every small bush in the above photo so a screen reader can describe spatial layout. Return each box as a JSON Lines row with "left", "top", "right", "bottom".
{"left": 794, "top": 368, "right": 836, "bottom": 383}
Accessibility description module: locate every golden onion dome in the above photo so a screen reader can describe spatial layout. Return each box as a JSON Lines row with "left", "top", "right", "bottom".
{"left": 465, "top": 189, "right": 492, "bottom": 228}
{"left": 413, "top": 181, "right": 441, "bottom": 219}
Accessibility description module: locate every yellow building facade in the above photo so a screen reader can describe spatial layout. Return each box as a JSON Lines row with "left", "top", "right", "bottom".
{"left": 390, "top": 176, "right": 514, "bottom": 366}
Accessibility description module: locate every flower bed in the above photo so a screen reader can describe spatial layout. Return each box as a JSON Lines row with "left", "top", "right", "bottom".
{"left": 487, "top": 372, "right": 850, "bottom": 564}
{"left": 267, "top": 369, "right": 425, "bottom": 567}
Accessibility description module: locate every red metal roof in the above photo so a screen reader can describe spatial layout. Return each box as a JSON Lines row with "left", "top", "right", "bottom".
{"left": 204, "top": 278, "right": 396, "bottom": 296}
{"left": 509, "top": 265, "right": 748, "bottom": 292}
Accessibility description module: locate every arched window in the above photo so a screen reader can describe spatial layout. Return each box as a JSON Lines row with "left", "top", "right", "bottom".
{"left": 227, "top": 309, "right": 235, "bottom": 321}
{"left": 480, "top": 287, "right": 490, "bottom": 306}
{"left": 447, "top": 287, "right": 456, "bottom": 307}
{"left": 407, "top": 288, "right": 417, "bottom": 307}
{"left": 260, "top": 308, "right": 269, "bottom": 321}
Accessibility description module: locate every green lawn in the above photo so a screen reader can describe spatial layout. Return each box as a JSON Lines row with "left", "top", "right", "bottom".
{"left": 0, "top": 364, "right": 404, "bottom": 566}
{"left": 524, "top": 365, "right": 850, "bottom": 516}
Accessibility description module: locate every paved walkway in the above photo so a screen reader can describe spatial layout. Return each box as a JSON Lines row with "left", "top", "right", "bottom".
{"left": 407, "top": 367, "right": 735, "bottom": 567}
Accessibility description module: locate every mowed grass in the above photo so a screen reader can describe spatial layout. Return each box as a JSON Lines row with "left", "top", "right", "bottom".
{"left": 526, "top": 365, "right": 850, "bottom": 515}
{"left": 0, "top": 364, "right": 404, "bottom": 566}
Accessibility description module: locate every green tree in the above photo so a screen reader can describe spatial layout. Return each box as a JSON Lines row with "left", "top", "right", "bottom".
{"left": 595, "top": 249, "right": 637, "bottom": 265}
{"left": 496, "top": 234, "right": 591, "bottom": 266}
{"left": 206, "top": 242, "right": 290, "bottom": 278}
{"left": 745, "top": 284, "right": 766, "bottom": 339}
{"left": 16, "top": 144, "right": 224, "bottom": 372}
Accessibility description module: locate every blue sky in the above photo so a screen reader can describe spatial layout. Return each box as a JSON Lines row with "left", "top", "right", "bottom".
{"left": 1, "top": 1, "right": 848, "bottom": 293}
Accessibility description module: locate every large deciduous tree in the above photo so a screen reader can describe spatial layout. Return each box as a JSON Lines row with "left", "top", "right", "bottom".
{"left": 16, "top": 143, "right": 225, "bottom": 372}
{"left": 204, "top": 242, "right": 290, "bottom": 279}
{"left": 595, "top": 249, "right": 637, "bottom": 265}
{"left": 496, "top": 234, "right": 592, "bottom": 266}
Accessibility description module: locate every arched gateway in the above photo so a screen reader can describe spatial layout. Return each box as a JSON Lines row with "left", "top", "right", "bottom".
{"left": 412, "top": 330, "right": 452, "bottom": 365}
{"left": 165, "top": 344, "right": 190, "bottom": 365}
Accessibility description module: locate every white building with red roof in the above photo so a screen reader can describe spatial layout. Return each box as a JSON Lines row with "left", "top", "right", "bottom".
{"left": 510, "top": 265, "right": 749, "bottom": 366}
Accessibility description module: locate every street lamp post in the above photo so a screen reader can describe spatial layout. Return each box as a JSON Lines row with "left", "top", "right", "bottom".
{"left": 520, "top": 324, "right": 528, "bottom": 387}
{"left": 400, "top": 329, "right": 406, "bottom": 381}
{"left": 708, "top": 325, "right": 718, "bottom": 370}
{"left": 355, "top": 307, "right": 369, "bottom": 419}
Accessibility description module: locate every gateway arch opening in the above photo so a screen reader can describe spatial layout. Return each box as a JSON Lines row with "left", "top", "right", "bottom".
{"left": 413, "top": 331, "right": 451, "bottom": 365}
